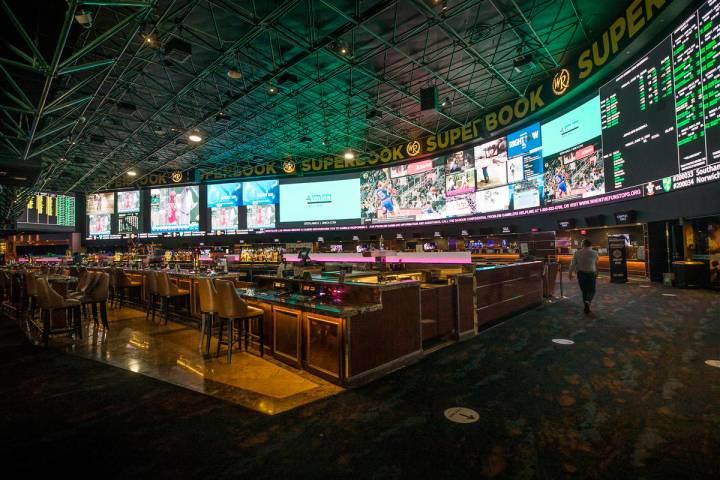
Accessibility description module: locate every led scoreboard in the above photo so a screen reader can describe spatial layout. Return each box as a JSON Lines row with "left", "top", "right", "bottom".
{"left": 17, "top": 192, "right": 76, "bottom": 229}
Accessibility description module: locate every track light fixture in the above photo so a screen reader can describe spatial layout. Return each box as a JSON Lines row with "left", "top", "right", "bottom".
{"left": 188, "top": 129, "right": 203, "bottom": 143}
{"left": 322, "top": 137, "right": 331, "bottom": 147}
{"left": 227, "top": 69, "right": 242, "bottom": 79}
{"left": 440, "top": 96, "right": 452, "bottom": 109}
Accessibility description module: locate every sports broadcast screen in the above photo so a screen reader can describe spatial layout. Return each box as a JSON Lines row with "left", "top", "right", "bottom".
{"left": 150, "top": 186, "right": 200, "bottom": 232}
{"left": 474, "top": 138, "right": 508, "bottom": 190}
{"left": 541, "top": 96, "right": 601, "bottom": 157}
{"left": 280, "top": 176, "right": 361, "bottom": 227}
{"left": 17, "top": 192, "right": 76, "bottom": 229}
{"left": 118, "top": 213, "right": 139, "bottom": 234}
{"left": 86, "top": 192, "right": 114, "bottom": 215}
{"left": 210, "top": 206, "right": 238, "bottom": 231}
{"left": 247, "top": 204, "right": 276, "bottom": 229}
{"left": 242, "top": 179, "right": 279, "bottom": 205}
{"left": 361, "top": 158, "right": 446, "bottom": 224}
{"left": 88, "top": 214, "right": 111, "bottom": 235}
{"left": 207, "top": 182, "right": 242, "bottom": 208}
{"left": 116, "top": 190, "right": 140, "bottom": 213}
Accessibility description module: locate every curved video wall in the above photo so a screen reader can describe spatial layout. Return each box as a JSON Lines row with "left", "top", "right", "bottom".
{"left": 85, "top": 0, "right": 720, "bottom": 239}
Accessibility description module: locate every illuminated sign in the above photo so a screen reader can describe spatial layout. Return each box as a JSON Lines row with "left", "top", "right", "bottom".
{"left": 552, "top": 68, "right": 571, "bottom": 96}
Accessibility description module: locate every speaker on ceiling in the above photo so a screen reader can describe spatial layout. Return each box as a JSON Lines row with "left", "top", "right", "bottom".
{"left": 420, "top": 86, "right": 438, "bottom": 111}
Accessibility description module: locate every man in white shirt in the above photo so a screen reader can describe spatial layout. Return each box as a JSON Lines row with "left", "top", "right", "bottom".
{"left": 568, "top": 239, "right": 599, "bottom": 314}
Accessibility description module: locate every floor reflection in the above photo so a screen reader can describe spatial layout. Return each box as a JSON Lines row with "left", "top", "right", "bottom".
{"left": 53, "top": 307, "right": 342, "bottom": 414}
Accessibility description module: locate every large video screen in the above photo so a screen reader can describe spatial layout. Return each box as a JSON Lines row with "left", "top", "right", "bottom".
{"left": 150, "top": 186, "right": 200, "bottom": 232}
{"left": 541, "top": 97, "right": 601, "bottom": 158}
{"left": 247, "top": 204, "right": 276, "bottom": 229}
{"left": 210, "top": 206, "right": 239, "bottom": 231}
{"left": 17, "top": 192, "right": 76, "bottom": 229}
{"left": 86, "top": 192, "right": 114, "bottom": 215}
{"left": 88, "top": 214, "right": 111, "bottom": 235}
{"left": 242, "top": 179, "right": 279, "bottom": 205}
{"left": 474, "top": 138, "right": 508, "bottom": 190}
{"left": 280, "top": 176, "right": 361, "bottom": 227}
{"left": 207, "top": 182, "right": 242, "bottom": 208}
{"left": 116, "top": 190, "right": 140, "bottom": 213}
{"left": 361, "top": 158, "right": 446, "bottom": 224}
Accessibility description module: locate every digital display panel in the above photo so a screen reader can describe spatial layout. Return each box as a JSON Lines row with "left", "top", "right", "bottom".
{"left": 543, "top": 141, "right": 604, "bottom": 203}
{"left": 247, "top": 204, "right": 276, "bottom": 229}
{"left": 150, "top": 186, "right": 200, "bottom": 232}
{"left": 17, "top": 192, "right": 76, "bottom": 229}
{"left": 390, "top": 159, "right": 434, "bottom": 178}
{"left": 118, "top": 213, "right": 139, "bottom": 234}
{"left": 476, "top": 185, "right": 511, "bottom": 213}
{"left": 207, "top": 182, "right": 242, "bottom": 208}
{"left": 86, "top": 192, "right": 114, "bottom": 215}
{"left": 445, "top": 149, "right": 476, "bottom": 196}
{"left": 88, "top": 214, "right": 111, "bottom": 235}
{"left": 242, "top": 179, "right": 279, "bottom": 205}
{"left": 474, "top": 138, "right": 508, "bottom": 190}
{"left": 280, "top": 176, "right": 361, "bottom": 227}
{"left": 511, "top": 175, "right": 544, "bottom": 210}
{"left": 210, "top": 206, "right": 238, "bottom": 231}
{"left": 361, "top": 159, "right": 445, "bottom": 224}
{"left": 541, "top": 96, "right": 601, "bottom": 157}
{"left": 116, "top": 190, "right": 140, "bottom": 213}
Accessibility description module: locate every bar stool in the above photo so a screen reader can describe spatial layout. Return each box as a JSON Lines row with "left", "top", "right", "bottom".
{"left": 23, "top": 273, "right": 39, "bottom": 320}
{"left": 70, "top": 272, "right": 110, "bottom": 329}
{"left": 155, "top": 272, "right": 190, "bottom": 325}
{"left": 197, "top": 278, "right": 218, "bottom": 354}
{"left": 143, "top": 271, "right": 160, "bottom": 322}
{"left": 69, "top": 271, "right": 98, "bottom": 321}
{"left": 214, "top": 279, "right": 264, "bottom": 363}
{"left": 35, "top": 277, "right": 82, "bottom": 345}
{"left": 114, "top": 269, "right": 142, "bottom": 309}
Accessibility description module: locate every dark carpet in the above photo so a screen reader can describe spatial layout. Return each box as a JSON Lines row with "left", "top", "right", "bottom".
{"left": 1, "top": 276, "right": 718, "bottom": 479}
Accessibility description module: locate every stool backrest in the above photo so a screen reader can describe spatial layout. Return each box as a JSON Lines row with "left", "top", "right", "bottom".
{"left": 198, "top": 278, "right": 217, "bottom": 314}
{"left": 35, "top": 277, "right": 64, "bottom": 309}
{"left": 215, "top": 279, "right": 247, "bottom": 318}
{"left": 88, "top": 272, "right": 110, "bottom": 302}
{"left": 25, "top": 273, "right": 37, "bottom": 296}
{"left": 143, "top": 271, "right": 157, "bottom": 295}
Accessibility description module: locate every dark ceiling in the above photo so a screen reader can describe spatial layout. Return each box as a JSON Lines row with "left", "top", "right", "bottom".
{"left": 0, "top": 0, "right": 676, "bottom": 212}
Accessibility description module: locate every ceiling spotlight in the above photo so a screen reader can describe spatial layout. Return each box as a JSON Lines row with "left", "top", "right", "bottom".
{"left": 267, "top": 85, "right": 279, "bottom": 95}
{"left": 127, "top": 170, "right": 137, "bottom": 177}
{"left": 322, "top": 137, "right": 330, "bottom": 147}
{"left": 334, "top": 41, "right": 351, "bottom": 56}
{"left": 431, "top": 0, "right": 448, "bottom": 11}
{"left": 142, "top": 32, "right": 158, "bottom": 47}
{"left": 343, "top": 150, "right": 354, "bottom": 160}
{"left": 227, "top": 69, "right": 242, "bottom": 79}
{"left": 440, "top": 96, "right": 452, "bottom": 109}
{"left": 188, "top": 129, "right": 203, "bottom": 142}
{"left": 215, "top": 112, "right": 231, "bottom": 122}
{"left": 74, "top": 11, "right": 93, "bottom": 28}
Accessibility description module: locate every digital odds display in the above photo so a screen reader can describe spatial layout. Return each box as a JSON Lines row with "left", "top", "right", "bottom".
{"left": 150, "top": 186, "right": 200, "bottom": 233}
{"left": 17, "top": 192, "right": 76, "bottom": 230}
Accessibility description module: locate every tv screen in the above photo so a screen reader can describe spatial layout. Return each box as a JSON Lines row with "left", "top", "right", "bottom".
{"left": 88, "top": 214, "right": 111, "bottom": 235}
{"left": 242, "top": 179, "right": 279, "bottom": 205}
{"left": 540, "top": 96, "right": 602, "bottom": 157}
{"left": 150, "top": 185, "right": 200, "bottom": 232}
{"left": 116, "top": 190, "right": 140, "bottom": 213}
{"left": 476, "top": 185, "right": 511, "bottom": 213}
{"left": 543, "top": 141, "right": 604, "bottom": 203}
{"left": 86, "top": 192, "right": 114, "bottom": 215}
{"left": 280, "top": 176, "right": 361, "bottom": 227}
{"left": 330, "top": 244, "right": 343, "bottom": 253}
{"left": 207, "top": 182, "right": 242, "bottom": 208}
{"left": 17, "top": 192, "right": 76, "bottom": 230}
{"left": 118, "top": 213, "right": 139, "bottom": 234}
{"left": 210, "top": 206, "right": 238, "bottom": 231}
{"left": 511, "top": 175, "right": 543, "bottom": 210}
{"left": 246, "top": 204, "right": 276, "bottom": 229}
{"left": 474, "top": 137, "right": 508, "bottom": 190}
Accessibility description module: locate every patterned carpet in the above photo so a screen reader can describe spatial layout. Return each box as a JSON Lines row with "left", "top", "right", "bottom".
{"left": 1, "top": 275, "right": 718, "bottom": 479}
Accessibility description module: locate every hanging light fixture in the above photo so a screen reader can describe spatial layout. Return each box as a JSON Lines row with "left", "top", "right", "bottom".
{"left": 188, "top": 129, "right": 203, "bottom": 143}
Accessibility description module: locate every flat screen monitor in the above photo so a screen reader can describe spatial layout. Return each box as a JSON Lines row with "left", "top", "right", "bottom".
{"left": 150, "top": 185, "right": 200, "bottom": 232}
{"left": 540, "top": 96, "right": 601, "bottom": 157}
{"left": 86, "top": 192, "right": 114, "bottom": 215}
{"left": 246, "top": 204, "right": 276, "bottom": 229}
{"left": 242, "top": 179, "right": 279, "bottom": 205}
{"left": 116, "top": 190, "right": 140, "bottom": 213}
{"left": 210, "top": 206, "right": 238, "bottom": 231}
{"left": 207, "top": 182, "right": 242, "bottom": 208}
{"left": 17, "top": 192, "right": 76, "bottom": 230}
{"left": 88, "top": 214, "right": 111, "bottom": 235}
{"left": 280, "top": 176, "right": 361, "bottom": 227}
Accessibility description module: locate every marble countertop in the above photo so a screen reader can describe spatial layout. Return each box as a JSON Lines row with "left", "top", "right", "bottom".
{"left": 237, "top": 288, "right": 382, "bottom": 317}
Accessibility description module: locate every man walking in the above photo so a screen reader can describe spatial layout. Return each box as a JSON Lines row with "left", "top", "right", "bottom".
{"left": 568, "top": 239, "right": 599, "bottom": 314}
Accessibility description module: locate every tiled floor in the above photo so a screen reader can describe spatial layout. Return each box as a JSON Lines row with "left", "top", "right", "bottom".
{"left": 50, "top": 306, "right": 342, "bottom": 414}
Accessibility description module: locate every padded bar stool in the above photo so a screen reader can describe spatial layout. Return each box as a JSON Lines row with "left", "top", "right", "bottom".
{"left": 156, "top": 272, "right": 190, "bottom": 325}
{"left": 143, "top": 271, "right": 160, "bottom": 322}
{"left": 70, "top": 272, "right": 110, "bottom": 329}
{"left": 115, "top": 269, "right": 142, "bottom": 309}
{"left": 214, "top": 280, "right": 264, "bottom": 363}
{"left": 35, "top": 277, "right": 82, "bottom": 345}
{"left": 197, "top": 278, "right": 218, "bottom": 354}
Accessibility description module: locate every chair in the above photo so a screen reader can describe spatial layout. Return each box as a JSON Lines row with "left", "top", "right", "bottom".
{"left": 35, "top": 277, "right": 81, "bottom": 345}
{"left": 143, "top": 271, "right": 160, "bottom": 322}
{"left": 114, "top": 269, "right": 142, "bottom": 309}
{"left": 197, "top": 278, "right": 218, "bottom": 354}
{"left": 71, "top": 272, "right": 110, "bottom": 329}
{"left": 155, "top": 272, "right": 190, "bottom": 325}
{"left": 23, "top": 272, "right": 39, "bottom": 320}
{"left": 214, "top": 279, "right": 264, "bottom": 363}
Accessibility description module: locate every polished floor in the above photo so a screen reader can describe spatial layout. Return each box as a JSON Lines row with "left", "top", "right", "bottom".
{"left": 36, "top": 306, "right": 342, "bottom": 414}
{"left": 2, "top": 275, "right": 719, "bottom": 479}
